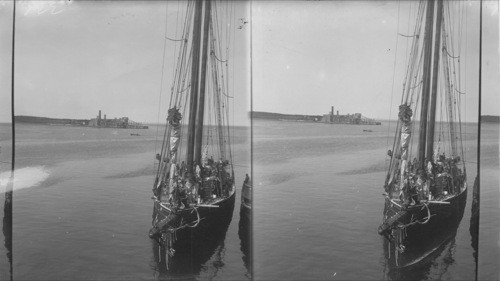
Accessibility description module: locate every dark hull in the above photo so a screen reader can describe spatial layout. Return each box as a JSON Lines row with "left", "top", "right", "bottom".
{"left": 151, "top": 191, "right": 235, "bottom": 272}
{"left": 382, "top": 188, "right": 467, "bottom": 268}
{"left": 240, "top": 181, "right": 252, "bottom": 220}
{"left": 239, "top": 203, "right": 251, "bottom": 222}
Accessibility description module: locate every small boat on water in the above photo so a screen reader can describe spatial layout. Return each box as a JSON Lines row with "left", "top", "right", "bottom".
{"left": 378, "top": 0, "right": 471, "bottom": 268}
{"left": 363, "top": 129, "right": 373, "bottom": 132}
{"left": 130, "top": 133, "right": 140, "bottom": 136}
{"left": 148, "top": 0, "right": 237, "bottom": 269}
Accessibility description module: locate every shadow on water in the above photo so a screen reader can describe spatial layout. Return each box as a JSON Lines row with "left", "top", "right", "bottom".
{"left": 469, "top": 176, "right": 479, "bottom": 277}
{"left": 150, "top": 205, "right": 233, "bottom": 280}
{"left": 238, "top": 206, "right": 252, "bottom": 278}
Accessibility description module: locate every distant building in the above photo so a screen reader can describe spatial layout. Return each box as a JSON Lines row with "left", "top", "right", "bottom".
{"left": 321, "top": 106, "right": 381, "bottom": 125}
{"left": 88, "top": 110, "right": 148, "bottom": 129}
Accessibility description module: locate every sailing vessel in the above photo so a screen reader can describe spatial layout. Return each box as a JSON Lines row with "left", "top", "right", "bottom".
{"left": 378, "top": 0, "right": 470, "bottom": 267}
{"left": 149, "top": 0, "right": 236, "bottom": 268}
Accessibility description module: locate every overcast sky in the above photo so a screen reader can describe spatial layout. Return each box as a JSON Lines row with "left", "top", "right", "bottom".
{"left": 0, "top": 0, "right": 250, "bottom": 125}
{"left": 252, "top": 0, "right": 499, "bottom": 122}
{"left": 0, "top": 1, "right": 498, "bottom": 125}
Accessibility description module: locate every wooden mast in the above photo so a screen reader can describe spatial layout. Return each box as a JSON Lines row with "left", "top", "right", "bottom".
{"left": 426, "top": 0, "right": 444, "bottom": 162}
{"left": 418, "top": 0, "right": 436, "bottom": 168}
{"left": 194, "top": 0, "right": 211, "bottom": 166}
{"left": 186, "top": 0, "right": 204, "bottom": 173}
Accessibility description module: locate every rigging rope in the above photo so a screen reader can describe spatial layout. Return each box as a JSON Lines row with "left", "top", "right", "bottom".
{"left": 386, "top": 0, "right": 401, "bottom": 152}
{"left": 158, "top": 1, "right": 194, "bottom": 181}
{"left": 409, "top": 80, "right": 423, "bottom": 89}
{"left": 398, "top": 33, "right": 418, "bottom": 38}
{"left": 231, "top": 0, "right": 236, "bottom": 169}
{"left": 154, "top": 2, "right": 170, "bottom": 178}
{"left": 154, "top": 0, "right": 238, "bottom": 185}
{"left": 462, "top": 0, "right": 469, "bottom": 167}
{"left": 386, "top": 1, "right": 426, "bottom": 185}
{"left": 403, "top": 0, "right": 412, "bottom": 77}
{"left": 212, "top": 50, "right": 227, "bottom": 62}
{"left": 443, "top": 46, "right": 460, "bottom": 59}
{"left": 165, "top": 36, "right": 185, "bottom": 42}
{"left": 455, "top": 87, "right": 466, "bottom": 95}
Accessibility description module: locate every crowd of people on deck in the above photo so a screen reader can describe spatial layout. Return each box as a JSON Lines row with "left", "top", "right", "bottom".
{"left": 153, "top": 156, "right": 233, "bottom": 209}
{"left": 387, "top": 152, "right": 464, "bottom": 206}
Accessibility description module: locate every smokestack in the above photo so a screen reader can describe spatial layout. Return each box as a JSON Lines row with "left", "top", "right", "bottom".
{"left": 331, "top": 106, "right": 334, "bottom": 115}
{"left": 337, "top": 110, "right": 339, "bottom": 116}
{"left": 98, "top": 110, "right": 102, "bottom": 126}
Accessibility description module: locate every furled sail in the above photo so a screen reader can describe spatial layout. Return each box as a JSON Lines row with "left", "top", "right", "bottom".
{"left": 167, "top": 107, "right": 182, "bottom": 164}
{"left": 167, "top": 107, "right": 182, "bottom": 197}
{"left": 398, "top": 104, "right": 412, "bottom": 192}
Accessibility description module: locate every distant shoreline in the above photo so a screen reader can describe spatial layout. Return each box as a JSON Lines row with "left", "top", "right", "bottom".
{"left": 251, "top": 111, "right": 322, "bottom": 122}
{"left": 15, "top": 115, "right": 89, "bottom": 126}
{"left": 481, "top": 115, "right": 500, "bottom": 123}
{"left": 14, "top": 115, "right": 149, "bottom": 129}
{"left": 8, "top": 114, "right": 497, "bottom": 125}
{"left": 251, "top": 110, "right": 382, "bottom": 125}
{"left": 251, "top": 112, "right": 493, "bottom": 125}
{"left": 11, "top": 116, "right": 251, "bottom": 128}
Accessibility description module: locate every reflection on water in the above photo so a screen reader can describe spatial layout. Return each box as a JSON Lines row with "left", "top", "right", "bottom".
{"left": 2, "top": 172, "right": 13, "bottom": 280}
{"left": 386, "top": 236, "right": 458, "bottom": 280}
{"left": 469, "top": 176, "right": 479, "bottom": 277}
{"left": 238, "top": 206, "right": 252, "bottom": 278}
{"left": 151, "top": 207, "right": 233, "bottom": 280}
{"left": 11, "top": 124, "right": 249, "bottom": 280}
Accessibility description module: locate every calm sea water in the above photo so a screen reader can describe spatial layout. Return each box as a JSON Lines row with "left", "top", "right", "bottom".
{"left": 478, "top": 122, "right": 500, "bottom": 281}
{"left": 0, "top": 120, "right": 498, "bottom": 280}
{"left": 0, "top": 123, "right": 13, "bottom": 281}
{"left": 0, "top": 123, "right": 250, "bottom": 280}
{"left": 253, "top": 119, "right": 498, "bottom": 280}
